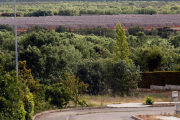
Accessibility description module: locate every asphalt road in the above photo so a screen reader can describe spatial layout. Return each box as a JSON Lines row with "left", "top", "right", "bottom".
{"left": 34, "top": 107, "right": 175, "bottom": 120}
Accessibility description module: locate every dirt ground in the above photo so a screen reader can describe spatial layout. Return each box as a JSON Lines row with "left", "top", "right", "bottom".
{"left": 135, "top": 114, "right": 172, "bottom": 120}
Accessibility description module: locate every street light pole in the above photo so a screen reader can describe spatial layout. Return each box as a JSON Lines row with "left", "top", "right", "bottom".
{"left": 14, "top": 0, "right": 18, "bottom": 77}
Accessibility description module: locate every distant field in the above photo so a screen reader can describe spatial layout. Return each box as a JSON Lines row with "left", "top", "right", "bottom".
{"left": 0, "top": 1, "right": 180, "bottom": 17}
{"left": 1, "top": 14, "right": 180, "bottom": 33}
{"left": 1, "top": 1, "right": 180, "bottom": 32}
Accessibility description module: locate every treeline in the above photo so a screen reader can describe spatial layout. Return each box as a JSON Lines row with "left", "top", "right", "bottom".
{"left": 1, "top": 23, "right": 180, "bottom": 119}
{"left": 1, "top": 25, "right": 141, "bottom": 95}
{"left": 1, "top": 1, "right": 180, "bottom": 17}
{"left": 126, "top": 25, "right": 176, "bottom": 39}
{"left": 55, "top": 25, "right": 176, "bottom": 39}
{"left": 0, "top": 24, "right": 142, "bottom": 119}
{"left": 1, "top": 24, "right": 180, "bottom": 88}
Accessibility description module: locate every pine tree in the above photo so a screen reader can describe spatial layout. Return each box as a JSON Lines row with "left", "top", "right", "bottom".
{"left": 113, "top": 22, "right": 131, "bottom": 64}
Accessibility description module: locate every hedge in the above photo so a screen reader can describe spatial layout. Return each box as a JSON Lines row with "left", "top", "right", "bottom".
{"left": 138, "top": 71, "right": 180, "bottom": 88}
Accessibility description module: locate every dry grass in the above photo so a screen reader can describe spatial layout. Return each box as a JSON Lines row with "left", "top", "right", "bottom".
{"left": 175, "top": 114, "right": 180, "bottom": 118}
{"left": 80, "top": 90, "right": 174, "bottom": 107}
{"left": 135, "top": 112, "right": 172, "bottom": 120}
{"left": 135, "top": 115, "right": 162, "bottom": 120}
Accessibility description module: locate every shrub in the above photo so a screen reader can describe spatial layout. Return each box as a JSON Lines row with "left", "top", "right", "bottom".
{"left": 0, "top": 57, "right": 28, "bottom": 120}
{"left": 23, "top": 93, "right": 34, "bottom": 120}
{"left": 55, "top": 25, "right": 68, "bottom": 33}
{"left": 15, "top": 101, "right": 26, "bottom": 120}
{"left": 127, "top": 25, "right": 149, "bottom": 36}
{"left": 110, "top": 60, "right": 141, "bottom": 96}
{"left": 0, "top": 24, "right": 14, "bottom": 33}
{"left": 145, "top": 96, "right": 154, "bottom": 105}
{"left": 45, "top": 83, "right": 72, "bottom": 108}
{"left": 78, "top": 98, "right": 87, "bottom": 108}
{"left": 60, "top": 73, "right": 89, "bottom": 107}
{"left": 18, "top": 61, "right": 39, "bottom": 94}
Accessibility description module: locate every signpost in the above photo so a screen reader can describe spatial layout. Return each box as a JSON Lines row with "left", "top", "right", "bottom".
{"left": 14, "top": 0, "right": 18, "bottom": 77}
{"left": 172, "top": 91, "right": 178, "bottom": 102}
{"left": 172, "top": 91, "right": 179, "bottom": 115}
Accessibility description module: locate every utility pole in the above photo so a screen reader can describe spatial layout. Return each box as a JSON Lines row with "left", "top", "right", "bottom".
{"left": 14, "top": 0, "right": 18, "bottom": 77}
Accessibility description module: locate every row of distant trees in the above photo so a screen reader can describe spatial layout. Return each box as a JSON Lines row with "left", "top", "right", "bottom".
{"left": 0, "top": 23, "right": 175, "bottom": 39}
{"left": 55, "top": 25, "right": 176, "bottom": 39}
{"left": 0, "top": 9, "right": 157, "bottom": 17}
{"left": 1, "top": 1, "right": 180, "bottom": 17}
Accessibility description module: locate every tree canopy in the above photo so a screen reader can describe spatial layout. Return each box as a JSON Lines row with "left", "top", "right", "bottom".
{"left": 113, "top": 22, "right": 131, "bottom": 64}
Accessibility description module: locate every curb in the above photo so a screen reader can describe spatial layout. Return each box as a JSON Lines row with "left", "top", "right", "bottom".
{"left": 33, "top": 107, "right": 107, "bottom": 120}
{"left": 33, "top": 109, "right": 61, "bottom": 120}
{"left": 131, "top": 115, "right": 143, "bottom": 120}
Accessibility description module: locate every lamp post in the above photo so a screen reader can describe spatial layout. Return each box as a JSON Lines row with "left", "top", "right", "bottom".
{"left": 14, "top": 0, "right": 18, "bottom": 77}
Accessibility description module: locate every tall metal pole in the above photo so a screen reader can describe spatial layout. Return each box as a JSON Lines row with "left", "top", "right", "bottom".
{"left": 14, "top": 0, "right": 18, "bottom": 77}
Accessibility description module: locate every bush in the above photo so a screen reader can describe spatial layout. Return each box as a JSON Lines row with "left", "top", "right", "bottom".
{"left": 144, "top": 96, "right": 154, "bottom": 105}
{"left": 0, "top": 24, "right": 14, "bottom": 33}
{"left": 55, "top": 25, "right": 68, "bottom": 33}
{"left": 23, "top": 93, "right": 34, "bottom": 120}
{"left": 76, "top": 60, "right": 104, "bottom": 95}
{"left": 0, "top": 57, "right": 28, "bottom": 119}
{"left": 110, "top": 60, "right": 141, "bottom": 96}
{"left": 45, "top": 83, "right": 72, "bottom": 108}
{"left": 78, "top": 98, "right": 87, "bottom": 108}
{"left": 15, "top": 101, "right": 26, "bottom": 120}
{"left": 127, "top": 25, "right": 149, "bottom": 36}
{"left": 24, "top": 10, "right": 53, "bottom": 17}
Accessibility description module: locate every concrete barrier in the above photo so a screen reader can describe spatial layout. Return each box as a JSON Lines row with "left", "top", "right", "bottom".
{"left": 150, "top": 85, "right": 180, "bottom": 90}
{"left": 166, "top": 85, "right": 180, "bottom": 90}
{"left": 150, "top": 85, "right": 165, "bottom": 90}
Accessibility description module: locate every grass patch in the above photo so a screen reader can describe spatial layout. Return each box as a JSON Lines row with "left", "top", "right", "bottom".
{"left": 80, "top": 91, "right": 172, "bottom": 107}
{"left": 34, "top": 90, "right": 174, "bottom": 114}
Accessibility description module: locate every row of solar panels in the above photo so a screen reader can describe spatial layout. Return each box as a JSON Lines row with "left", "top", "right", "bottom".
{"left": 0, "top": 14, "right": 180, "bottom": 29}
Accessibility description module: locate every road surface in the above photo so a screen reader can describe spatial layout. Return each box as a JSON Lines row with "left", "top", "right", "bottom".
{"left": 34, "top": 107, "right": 175, "bottom": 120}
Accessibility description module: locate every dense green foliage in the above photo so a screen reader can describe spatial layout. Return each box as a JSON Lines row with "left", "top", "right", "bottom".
{"left": 127, "top": 26, "right": 176, "bottom": 38}
{"left": 0, "top": 57, "right": 72, "bottom": 119}
{"left": 0, "top": 24, "right": 142, "bottom": 96}
{"left": 73, "top": 26, "right": 115, "bottom": 39}
{"left": 45, "top": 83, "right": 71, "bottom": 108}
{"left": 0, "top": 58, "right": 27, "bottom": 119}
{"left": 23, "top": 93, "right": 34, "bottom": 120}
{"left": 1, "top": 20, "right": 180, "bottom": 118}
{"left": 127, "top": 25, "right": 150, "bottom": 36}
{"left": 1, "top": 0, "right": 180, "bottom": 117}
{"left": 55, "top": 25, "right": 68, "bottom": 33}
{"left": 60, "top": 73, "right": 89, "bottom": 106}
{"left": 1, "top": 1, "right": 180, "bottom": 17}
{"left": 113, "top": 22, "right": 131, "bottom": 63}
{"left": 0, "top": 25, "right": 14, "bottom": 33}
{"left": 109, "top": 60, "right": 141, "bottom": 95}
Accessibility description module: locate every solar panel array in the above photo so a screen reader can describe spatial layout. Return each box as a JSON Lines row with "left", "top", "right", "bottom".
{"left": 0, "top": 14, "right": 180, "bottom": 30}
